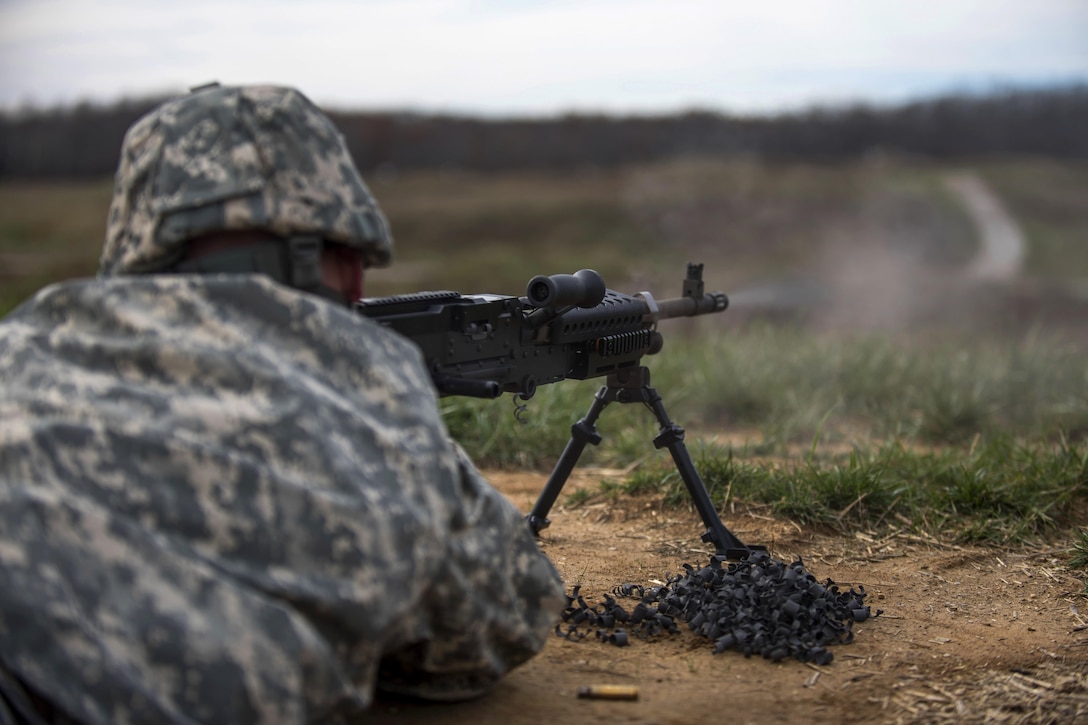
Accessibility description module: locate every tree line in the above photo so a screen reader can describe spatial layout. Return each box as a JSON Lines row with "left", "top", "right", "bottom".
{"left": 1, "top": 85, "right": 1085, "bottom": 179}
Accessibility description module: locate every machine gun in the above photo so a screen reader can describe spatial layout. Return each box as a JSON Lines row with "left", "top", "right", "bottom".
{"left": 355, "top": 263, "right": 760, "bottom": 558}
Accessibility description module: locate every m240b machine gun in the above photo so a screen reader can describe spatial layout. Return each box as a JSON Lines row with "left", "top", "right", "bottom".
{"left": 355, "top": 263, "right": 761, "bottom": 558}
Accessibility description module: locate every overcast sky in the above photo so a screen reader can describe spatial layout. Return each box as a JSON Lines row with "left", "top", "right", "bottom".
{"left": 1, "top": 0, "right": 1086, "bottom": 116}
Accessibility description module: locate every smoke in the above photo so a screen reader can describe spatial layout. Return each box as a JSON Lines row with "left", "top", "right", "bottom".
{"left": 726, "top": 172, "right": 1036, "bottom": 335}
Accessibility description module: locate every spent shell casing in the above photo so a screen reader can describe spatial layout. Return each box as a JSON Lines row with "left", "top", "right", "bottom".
{"left": 577, "top": 685, "right": 639, "bottom": 701}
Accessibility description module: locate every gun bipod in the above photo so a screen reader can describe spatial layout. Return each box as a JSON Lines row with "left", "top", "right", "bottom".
{"left": 526, "top": 366, "right": 763, "bottom": 560}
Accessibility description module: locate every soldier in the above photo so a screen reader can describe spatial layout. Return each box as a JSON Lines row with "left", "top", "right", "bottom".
{"left": 0, "top": 84, "right": 565, "bottom": 724}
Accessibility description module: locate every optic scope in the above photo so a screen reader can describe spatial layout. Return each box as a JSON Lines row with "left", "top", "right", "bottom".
{"left": 525, "top": 269, "right": 607, "bottom": 310}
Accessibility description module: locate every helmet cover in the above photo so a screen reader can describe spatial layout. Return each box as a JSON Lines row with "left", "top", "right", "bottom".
{"left": 100, "top": 83, "right": 393, "bottom": 275}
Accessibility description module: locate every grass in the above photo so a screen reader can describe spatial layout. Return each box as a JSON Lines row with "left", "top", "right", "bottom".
{"left": 439, "top": 377, "right": 660, "bottom": 470}
{"left": 0, "top": 180, "right": 115, "bottom": 312}
{"left": 1, "top": 155, "right": 993, "bottom": 308}
{"left": 614, "top": 434, "right": 1088, "bottom": 546}
{"left": 677, "top": 325, "right": 1088, "bottom": 443}
{"left": 3, "top": 157, "right": 1088, "bottom": 553}
{"left": 977, "top": 158, "right": 1088, "bottom": 278}
{"left": 443, "top": 324, "right": 1088, "bottom": 466}
{"left": 440, "top": 323, "right": 1088, "bottom": 545}
{"left": 1071, "top": 529, "right": 1088, "bottom": 570}
{"left": 367, "top": 167, "right": 669, "bottom": 297}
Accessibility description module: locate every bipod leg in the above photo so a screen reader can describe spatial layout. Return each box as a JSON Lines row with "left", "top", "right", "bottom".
{"left": 613, "top": 368, "right": 761, "bottom": 560}
{"left": 527, "top": 386, "right": 610, "bottom": 535}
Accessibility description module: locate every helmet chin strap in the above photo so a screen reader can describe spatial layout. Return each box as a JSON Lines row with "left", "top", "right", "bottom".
{"left": 169, "top": 235, "right": 347, "bottom": 305}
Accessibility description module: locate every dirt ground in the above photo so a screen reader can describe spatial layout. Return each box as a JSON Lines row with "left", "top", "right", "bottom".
{"left": 369, "top": 468, "right": 1088, "bottom": 724}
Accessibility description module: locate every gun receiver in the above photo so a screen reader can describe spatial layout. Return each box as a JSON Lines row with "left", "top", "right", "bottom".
{"left": 355, "top": 263, "right": 728, "bottom": 400}
{"left": 356, "top": 263, "right": 760, "bottom": 559}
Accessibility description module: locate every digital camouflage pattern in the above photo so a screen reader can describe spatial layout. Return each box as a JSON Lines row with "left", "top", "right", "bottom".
{"left": 99, "top": 84, "right": 394, "bottom": 276}
{"left": 0, "top": 275, "right": 566, "bottom": 724}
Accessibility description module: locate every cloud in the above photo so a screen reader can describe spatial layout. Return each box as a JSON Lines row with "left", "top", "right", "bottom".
{"left": 1, "top": 0, "right": 1086, "bottom": 113}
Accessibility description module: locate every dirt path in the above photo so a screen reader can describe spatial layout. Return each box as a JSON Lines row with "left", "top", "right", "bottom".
{"left": 943, "top": 172, "right": 1026, "bottom": 282}
{"left": 369, "top": 470, "right": 1088, "bottom": 724}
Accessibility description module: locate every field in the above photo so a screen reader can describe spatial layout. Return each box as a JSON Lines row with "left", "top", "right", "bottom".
{"left": 3, "top": 156, "right": 1088, "bottom": 722}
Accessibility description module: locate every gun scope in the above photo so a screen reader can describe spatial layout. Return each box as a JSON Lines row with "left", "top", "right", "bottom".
{"left": 525, "top": 269, "right": 607, "bottom": 310}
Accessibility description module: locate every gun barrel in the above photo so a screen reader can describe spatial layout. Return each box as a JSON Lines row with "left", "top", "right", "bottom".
{"left": 654, "top": 291, "right": 729, "bottom": 320}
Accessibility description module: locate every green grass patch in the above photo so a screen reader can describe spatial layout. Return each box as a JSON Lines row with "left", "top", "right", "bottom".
{"left": 618, "top": 435, "right": 1088, "bottom": 545}
{"left": 1070, "top": 529, "right": 1088, "bottom": 572}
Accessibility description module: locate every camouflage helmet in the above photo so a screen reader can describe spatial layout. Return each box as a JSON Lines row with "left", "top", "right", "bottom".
{"left": 99, "top": 83, "right": 393, "bottom": 276}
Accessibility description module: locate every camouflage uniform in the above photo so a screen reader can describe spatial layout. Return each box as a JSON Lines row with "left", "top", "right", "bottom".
{"left": 0, "top": 85, "right": 565, "bottom": 724}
